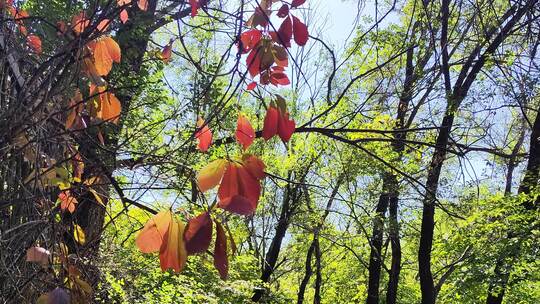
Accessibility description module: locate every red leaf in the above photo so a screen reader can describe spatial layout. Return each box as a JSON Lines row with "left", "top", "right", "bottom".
{"left": 292, "top": 15, "right": 309, "bottom": 46}
{"left": 242, "top": 154, "right": 266, "bottom": 180}
{"left": 291, "top": 0, "right": 306, "bottom": 7}
{"left": 195, "top": 117, "right": 212, "bottom": 152}
{"left": 219, "top": 195, "right": 256, "bottom": 216}
{"left": 277, "top": 16, "right": 293, "bottom": 48}
{"left": 270, "top": 72, "right": 290, "bottom": 86}
{"left": 237, "top": 165, "right": 261, "bottom": 204}
{"left": 27, "top": 35, "right": 42, "bottom": 54}
{"left": 262, "top": 106, "right": 279, "bottom": 140}
{"left": 217, "top": 163, "right": 260, "bottom": 215}
{"left": 214, "top": 221, "right": 228, "bottom": 279}
{"left": 240, "top": 29, "right": 262, "bottom": 54}
{"left": 278, "top": 111, "right": 296, "bottom": 142}
{"left": 277, "top": 4, "right": 289, "bottom": 18}
{"left": 190, "top": 0, "right": 198, "bottom": 17}
{"left": 184, "top": 212, "right": 213, "bottom": 255}
{"left": 246, "top": 48, "right": 261, "bottom": 77}
{"left": 247, "top": 81, "right": 257, "bottom": 91}
{"left": 235, "top": 114, "right": 255, "bottom": 150}
{"left": 218, "top": 163, "right": 239, "bottom": 202}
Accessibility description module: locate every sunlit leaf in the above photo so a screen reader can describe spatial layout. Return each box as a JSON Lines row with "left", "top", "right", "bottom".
{"left": 242, "top": 154, "right": 266, "bottom": 180}
{"left": 247, "top": 81, "right": 257, "bottom": 91}
{"left": 71, "top": 12, "right": 89, "bottom": 35}
{"left": 159, "top": 219, "right": 187, "bottom": 273}
{"left": 161, "top": 40, "right": 173, "bottom": 63}
{"left": 262, "top": 106, "right": 279, "bottom": 140}
{"left": 235, "top": 114, "right": 255, "bottom": 150}
{"left": 197, "top": 159, "right": 227, "bottom": 192}
{"left": 195, "top": 117, "right": 212, "bottom": 152}
{"left": 88, "top": 36, "right": 121, "bottom": 76}
{"left": 135, "top": 211, "right": 171, "bottom": 253}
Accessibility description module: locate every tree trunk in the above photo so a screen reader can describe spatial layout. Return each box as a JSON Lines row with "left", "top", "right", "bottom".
{"left": 386, "top": 178, "right": 401, "bottom": 304}
{"left": 297, "top": 238, "right": 316, "bottom": 304}
{"left": 252, "top": 185, "right": 300, "bottom": 302}
{"left": 486, "top": 103, "right": 540, "bottom": 304}
{"left": 366, "top": 184, "right": 390, "bottom": 304}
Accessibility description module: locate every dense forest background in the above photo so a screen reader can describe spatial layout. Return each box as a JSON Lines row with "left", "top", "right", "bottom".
{"left": 1, "top": 0, "right": 540, "bottom": 303}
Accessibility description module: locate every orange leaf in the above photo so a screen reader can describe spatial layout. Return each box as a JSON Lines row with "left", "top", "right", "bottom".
{"left": 197, "top": 159, "right": 227, "bottom": 192}
{"left": 159, "top": 218, "right": 187, "bottom": 273}
{"left": 195, "top": 117, "right": 212, "bottom": 152}
{"left": 71, "top": 12, "right": 89, "bottom": 35}
{"left": 214, "top": 221, "right": 228, "bottom": 279}
{"left": 88, "top": 36, "right": 121, "bottom": 76}
{"left": 58, "top": 190, "right": 78, "bottom": 213}
{"left": 235, "top": 114, "right": 255, "bottom": 150}
{"left": 27, "top": 35, "right": 42, "bottom": 54}
{"left": 184, "top": 212, "right": 213, "bottom": 255}
{"left": 135, "top": 211, "right": 171, "bottom": 253}
{"left": 97, "top": 19, "right": 110, "bottom": 32}
{"left": 161, "top": 40, "right": 173, "bottom": 63}
{"left": 98, "top": 91, "right": 122, "bottom": 124}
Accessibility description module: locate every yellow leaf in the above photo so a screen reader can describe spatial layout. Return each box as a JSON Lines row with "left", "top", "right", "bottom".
{"left": 88, "top": 188, "right": 104, "bottom": 206}
{"left": 197, "top": 159, "right": 227, "bottom": 192}
{"left": 73, "top": 224, "right": 85, "bottom": 245}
